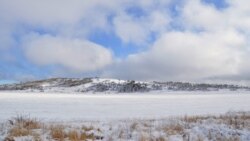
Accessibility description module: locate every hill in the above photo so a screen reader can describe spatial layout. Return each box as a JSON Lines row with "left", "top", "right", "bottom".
{"left": 0, "top": 78, "right": 249, "bottom": 93}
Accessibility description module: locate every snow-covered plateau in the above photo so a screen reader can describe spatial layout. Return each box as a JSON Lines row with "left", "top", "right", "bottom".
{"left": 0, "top": 92, "right": 250, "bottom": 140}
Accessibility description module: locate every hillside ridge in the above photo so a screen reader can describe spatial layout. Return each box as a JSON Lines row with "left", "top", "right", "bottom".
{"left": 0, "top": 78, "right": 249, "bottom": 93}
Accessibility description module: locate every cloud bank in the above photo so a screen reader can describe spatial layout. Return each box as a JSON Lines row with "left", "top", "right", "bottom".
{"left": 104, "top": 0, "right": 250, "bottom": 82}
{"left": 0, "top": 0, "right": 250, "bottom": 83}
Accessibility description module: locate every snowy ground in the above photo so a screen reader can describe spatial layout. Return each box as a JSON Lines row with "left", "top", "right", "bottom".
{"left": 1, "top": 112, "right": 250, "bottom": 141}
{"left": 0, "top": 92, "right": 250, "bottom": 121}
{"left": 1, "top": 92, "right": 250, "bottom": 141}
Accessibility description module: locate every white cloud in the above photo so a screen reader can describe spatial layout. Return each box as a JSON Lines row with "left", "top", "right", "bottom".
{"left": 113, "top": 13, "right": 149, "bottom": 45}
{"left": 1, "top": 0, "right": 250, "bottom": 82}
{"left": 0, "top": 0, "right": 127, "bottom": 39}
{"left": 113, "top": 9, "right": 171, "bottom": 45}
{"left": 104, "top": 0, "right": 250, "bottom": 82}
{"left": 0, "top": 0, "right": 119, "bottom": 25}
{"left": 23, "top": 35, "right": 113, "bottom": 72}
{"left": 181, "top": 0, "right": 250, "bottom": 34}
{"left": 181, "top": 0, "right": 224, "bottom": 31}
{"left": 104, "top": 30, "right": 246, "bottom": 81}
{"left": 0, "top": 0, "right": 172, "bottom": 46}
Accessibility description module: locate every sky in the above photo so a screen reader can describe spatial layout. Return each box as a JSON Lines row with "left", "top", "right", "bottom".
{"left": 0, "top": 0, "right": 250, "bottom": 84}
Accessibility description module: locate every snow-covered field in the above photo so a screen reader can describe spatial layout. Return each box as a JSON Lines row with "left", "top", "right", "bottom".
{"left": 1, "top": 92, "right": 250, "bottom": 141}
{"left": 1, "top": 92, "right": 250, "bottom": 121}
{"left": 1, "top": 111, "right": 250, "bottom": 141}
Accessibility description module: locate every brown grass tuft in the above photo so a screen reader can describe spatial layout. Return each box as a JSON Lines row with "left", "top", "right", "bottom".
{"left": 68, "top": 130, "right": 97, "bottom": 141}
{"left": 68, "top": 130, "right": 79, "bottom": 141}
{"left": 82, "top": 125, "right": 94, "bottom": 131}
{"left": 8, "top": 126, "right": 29, "bottom": 137}
{"left": 163, "top": 124, "right": 184, "bottom": 135}
{"left": 50, "top": 125, "right": 66, "bottom": 141}
{"left": 7, "top": 115, "right": 41, "bottom": 139}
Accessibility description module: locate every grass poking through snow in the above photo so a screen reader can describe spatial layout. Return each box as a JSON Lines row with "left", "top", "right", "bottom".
{"left": 1, "top": 111, "right": 250, "bottom": 141}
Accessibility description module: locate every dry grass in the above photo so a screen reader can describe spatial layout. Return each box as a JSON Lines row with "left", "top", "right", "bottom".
{"left": 79, "top": 132, "right": 96, "bottom": 140}
{"left": 181, "top": 112, "right": 250, "bottom": 130}
{"left": 8, "top": 126, "right": 30, "bottom": 137}
{"left": 138, "top": 132, "right": 151, "bottom": 141}
{"left": 4, "top": 116, "right": 103, "bottom": 141}
{"left": 215, "top": 136, "right": 241, "bottom": 141}
{"left": 49, "top": 125, "right": 101, "bottom": 141}
{"left": 2, "top": 112, "right": 250, "bottom": 141}
{"left": 11, "top": 115, "right": 41, "bottom": 130}
{"left": 32, "top": 132, "right": 42, "bottom": 141}
{"left": 50, "top": 125, "right": 66, "bottom": 141}
{"left": 5, "top": 115, "right": 41, "bottom": 140}
{"left": 81, "top": 125, "right": 94, "bottom": 131}
{"left": 138, "top": 133, "right": 166, "bottom": 141}
{"left": 3, "top": 137, "right": 15, "bottom": 141}
{"left": 218, "top": 114, "right": 250, "bottom": 129}
{"left": 156, "top": 136, "right": 166, "bottom": 141}
{"left": 67, "top": 130, "right": 79, "bottom": 141}
{"left": 183, "top": 115, "right": 205, "bottom": 123}
{"left": 130, "top": 122, "right": 139, "bottom": 131}
{"left": 163, "top": 123, "right": 184, "bottom": 135}
{"left": 67, "top": 129, "right": 96, "bottom": 141}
